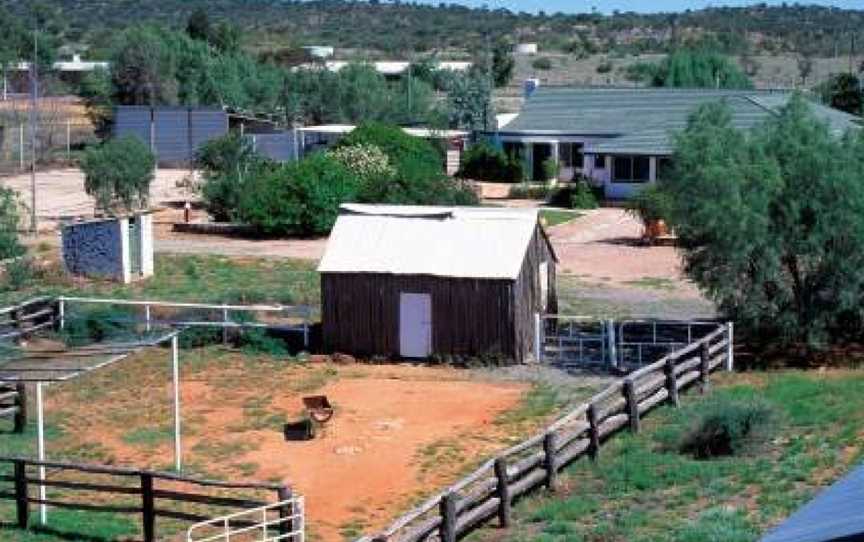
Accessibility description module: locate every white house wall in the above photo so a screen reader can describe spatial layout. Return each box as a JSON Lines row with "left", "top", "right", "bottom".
{"left": 139, "top": 213, "right": 155, "bottom": 278}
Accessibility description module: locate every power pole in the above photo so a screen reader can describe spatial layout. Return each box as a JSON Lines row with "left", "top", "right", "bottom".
{"left": 29, "top": 24, "right": 39, "bottom": 234}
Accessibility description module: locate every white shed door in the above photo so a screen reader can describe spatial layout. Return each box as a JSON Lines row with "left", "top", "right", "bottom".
{"left": 399, "top": 293, "right": 432, "bottom": 358}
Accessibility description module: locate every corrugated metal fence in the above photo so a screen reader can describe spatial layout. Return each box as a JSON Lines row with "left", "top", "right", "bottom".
{"left": 114, "top": 107, "right": 296, "bottom": 166}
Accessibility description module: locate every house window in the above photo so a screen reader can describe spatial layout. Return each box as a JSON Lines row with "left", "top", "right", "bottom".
{"left": 593, "top": 154, "right": 606, "bottom": 169}
{"left": 558, "top": 143, "right": 584, "bottom": 169}
{"left": 503, "top": 142, "right": 524, "bottom": 161}
{"left": 612, "top": 155, "right": 651, "bottom": 183}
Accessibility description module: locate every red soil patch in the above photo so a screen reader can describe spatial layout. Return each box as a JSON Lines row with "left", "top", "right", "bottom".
{"left": 47, "top": 357, "right": 531, "bottom": 541}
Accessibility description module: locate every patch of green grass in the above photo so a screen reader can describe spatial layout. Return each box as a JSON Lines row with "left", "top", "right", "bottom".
{"left": 490, "top": 371, "right": 864, "bottom": 542}
{"left": 496, "top": 383, "right": 563, "bottom": 427}
{"left": 0, "top": 508, "right": 138, "bottom": 541}
{"left": 121, "top": 425, "right": 174, "bottom": 447}
{"left": 540, "top": 209, "right": 582, "bottom": 227}
{"left": 0, "top": 253, "right": 320, "bottom": 308}
{"left": 340, "top": 517, "right": 370, "bottom": 541}
{"left": 623, "top": 276, "right": 678, "bottom": 291}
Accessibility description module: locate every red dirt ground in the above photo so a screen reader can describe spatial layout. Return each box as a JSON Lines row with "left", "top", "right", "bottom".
{"left": 46, "top": 355, "right": 533, "bottom": 541}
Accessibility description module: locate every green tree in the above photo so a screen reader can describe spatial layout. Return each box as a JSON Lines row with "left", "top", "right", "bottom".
{"left": 819, "top": 73, "right": 863, "bottom": 117}
{"left": 630, "top": 49, "right": 752, "bottom": 89}
{"left": 445, "top": 72, "right": 493, "bottom": 130}
{"left": 491, "top": 39, "right": 514, "bottom": 87}
{"left": 196, "top": 133, "right": 271, "bottom": 222}
{"left": 186, "top": 8, "right": 211, "bottom": 42}
{"left": 0, "top": 187, "right": 24, "bottom": 261}
{"left": 663, "top": 95, "right": 864, "bottom": 349}
{"left": 81, "top": 136, "right": 155, "bottom": 214}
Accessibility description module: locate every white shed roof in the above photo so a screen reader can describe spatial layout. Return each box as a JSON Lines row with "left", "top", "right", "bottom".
{"left": 317, "top": 204, "right": 544, "bottom": 280}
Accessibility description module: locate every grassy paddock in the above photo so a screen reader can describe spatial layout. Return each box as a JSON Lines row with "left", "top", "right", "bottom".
{"left": 0, "top": 254, "right": 319, "bottom": 307}
{"left": 470, "top": 369, "right": 864, "bottom": 542}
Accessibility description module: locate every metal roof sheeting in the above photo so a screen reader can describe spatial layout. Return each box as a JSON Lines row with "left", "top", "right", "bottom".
{"left": 503, "top": 87, "right": 860, "bottom": 156}
{"left": 317, "top": 204, "right": 541, "bottom": 280}
{"left": 761, "top": 463, "right": 864, "bottom": 542}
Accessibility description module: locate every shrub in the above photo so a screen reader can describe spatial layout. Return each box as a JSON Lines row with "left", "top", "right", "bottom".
{"left": 61, "top": 306, "right": 137, "bottom": 347}
{"left": 236, "top": 153, "right": 360, "bottom": 236}
{"left": 625, "top": 183, "right": 672, "bottom": 226}
{"left": 196, "top": 133, "right": 271, "bottom": 222}
{"left": 328, "top": 144, "right": 396, "bottom": 182}
{"left": 596, "top": 60, "right": 614, "bottom": 74}
{"left": 0, "top": 258, "right": 34, "bottom": 292}
{"left": 546, "top": 182, "right": 600, "bottom": 209}
{"left": 542, "top": 157, "right": 559, "bottom": 181}
{"left": 457, "top": 143, "right": 523, "bottom": 182}
{"left": 81, "top": 136, "right": 155, "bottom": 214}
{"left": 532, "top": 57, "right": 553, "bottom": 70}
{"left": 334, "top": 122, "right": 442, "bottom": 179}
{"left": 0, "top": 187, "right": 24, "bottom": 261}
{"left": 675, "top": 397, "right": 777, "bottom": 459}
{"left": 508, "top": 183, "right": 551, "bottom": 200}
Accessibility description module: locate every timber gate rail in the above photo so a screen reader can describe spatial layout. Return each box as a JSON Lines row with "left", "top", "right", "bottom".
{"left": 0, "top": 381, "right": 26, "bottom": 432}
{"left": 0, "top": 297, "right": 58, "bottom": 342}
{"left": 355, "top": 322, "right": 733, "bottom": 542}
{"left": 0, "top": 457, "right": 297, "bottom": 542}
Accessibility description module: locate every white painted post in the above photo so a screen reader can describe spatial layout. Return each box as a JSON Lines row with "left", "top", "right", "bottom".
{"left": 144, "top": 304, "right": 151, "bottom": 334}
{"left": 19, "top": 124, "right": 24, "bottom": 170}
{"left": 533, "top": 312, "right": 542, "bottom": 363}
{"left": 302, "top": 307, "right": 310, "bottom": 349}
{"left": 222, "top": 305, "right": 229, "bottom": 345}
{"left": 171, "top": 335, "right": 182, "bottom": 472}
{"left": 607, "top": 319, "right": 618, "bottom": 369}
{"left": 57, "top": 298, "right": 65, "bottom": 331}
{"left": 66, "top": 119, "right": 71, "bottom": 160}
{"left": 726, "top": 322, "right": 734, "bottom": 372}
{"left": 36, "top": 382, "right": 47, "bottom": 525}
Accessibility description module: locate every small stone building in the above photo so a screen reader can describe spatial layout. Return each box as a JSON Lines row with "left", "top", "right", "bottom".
{"left": 61, "top": 213, "right": 154, "bottom": 283}
{"left": 318, "top": 204, "right": 557, "bottom": 362}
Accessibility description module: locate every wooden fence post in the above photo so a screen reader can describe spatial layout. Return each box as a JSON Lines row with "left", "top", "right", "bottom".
{"left": 493, "top": 458, "right": 511, "bottom": 528}
{"left": 624, "top": 379, "right": 639, "bottom": 433}
{"left": 664, "top": 358, "right": 680, "bottom": 408}
{"left": 14, "top": 382, "right": 26, "bottom": 433}
{"left": 277, "top": 485, "right": 294, "bottom": 536}
{"left": 543, "top": 432, "right": 558, "bottom": 491}
{"left": 14, "top": 460, "right": 29, "bottom": 529}
{"left": 439, "top": 493, "right": 457, "bottom": 542}
{"left": 140, "top": 473, "right": 155, "bottom": 542}
{"left": 586, "top": 405, "right": 600, "bottom": 460}
{"left": 700, "top": 343, "right": 710, "bottom": 394}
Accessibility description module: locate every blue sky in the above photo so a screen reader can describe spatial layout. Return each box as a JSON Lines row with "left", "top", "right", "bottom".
{"left": 418, "top": 1, "right": 864, "bottom": 14}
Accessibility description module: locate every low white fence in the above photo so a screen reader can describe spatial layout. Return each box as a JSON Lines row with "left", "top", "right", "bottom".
{"left": 57, "top": 296, "right": 313, "bottom": 348}
{"left": 187, "top": 495, "right": 305, "bottom": 542}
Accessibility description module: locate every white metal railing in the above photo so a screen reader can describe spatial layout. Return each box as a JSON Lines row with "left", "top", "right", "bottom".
{"left": 187, "top": 496, "right": 304, "bottom": 542}
{"left": 536, "top": 314, "right": 723, "bottom": 369}
{"left": 57, "top": 296, "right": 312, "bottom": 348}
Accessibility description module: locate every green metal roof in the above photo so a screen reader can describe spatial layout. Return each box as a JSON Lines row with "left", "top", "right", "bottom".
{"left": 503, "top": 87, "right": 860, "bottom": 156}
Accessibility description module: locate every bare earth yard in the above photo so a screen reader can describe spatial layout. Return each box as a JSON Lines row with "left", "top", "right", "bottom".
{"left": 42, "top": 349, "right": 603, "bottom": 542}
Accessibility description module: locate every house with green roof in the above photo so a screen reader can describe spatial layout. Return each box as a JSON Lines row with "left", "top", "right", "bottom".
{"left": 490, "top": 87, "right": 860, "bottom": 199}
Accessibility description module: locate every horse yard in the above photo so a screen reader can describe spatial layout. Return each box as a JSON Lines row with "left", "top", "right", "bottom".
{"left": 34, "top": 346, "right": 602, "bottom": 541}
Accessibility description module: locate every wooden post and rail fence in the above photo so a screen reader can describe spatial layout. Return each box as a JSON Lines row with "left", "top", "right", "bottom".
{"left": 0, "top": 382, "right": 26, "bottom": 433}
{"left": 355, "top": 322, "right": 734, "bottom": 542}
{"left": 0, "top": 297, "right": 58, "bottom": 342}
{"left": 0, "top": 457, "right": 294, "bottom": 542}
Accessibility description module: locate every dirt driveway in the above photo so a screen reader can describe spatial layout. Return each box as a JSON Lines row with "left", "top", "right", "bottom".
{"left": 2, "top": 167, "right": 194, "bottom": 231}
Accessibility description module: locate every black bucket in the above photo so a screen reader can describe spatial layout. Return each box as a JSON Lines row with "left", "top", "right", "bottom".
{"left": 283, "top": 419, "right": 315, "bottom": 441}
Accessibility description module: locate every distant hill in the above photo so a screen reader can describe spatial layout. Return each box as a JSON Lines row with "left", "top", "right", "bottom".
{"left": 4, "top": 1, "right": 864, "bottom": 61}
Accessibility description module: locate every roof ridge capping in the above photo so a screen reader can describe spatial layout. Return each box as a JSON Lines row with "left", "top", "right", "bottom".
{"left": 338, "top": 203, "right": 539, "bottom": 222}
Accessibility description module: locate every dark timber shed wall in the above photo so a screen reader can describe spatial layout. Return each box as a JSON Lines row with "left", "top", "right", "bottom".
{"left": 321, "top": 223, "right": 557, "bottom": 362}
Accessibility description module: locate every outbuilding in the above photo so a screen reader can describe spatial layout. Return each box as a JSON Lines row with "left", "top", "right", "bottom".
{"left": 318, "top": 204, "right": 557, "bottom": 362}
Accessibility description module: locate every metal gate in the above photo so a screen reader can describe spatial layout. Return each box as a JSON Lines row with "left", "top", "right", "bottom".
{"left": 187, "top": 496, "right": 304, "bottom": 542}
{"left": 538, "top": 315, "right": 719, "bottom": 371}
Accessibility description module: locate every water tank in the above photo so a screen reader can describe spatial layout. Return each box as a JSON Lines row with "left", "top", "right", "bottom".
{"left": 515, "top": 43, "right": 539, "bottom": 55}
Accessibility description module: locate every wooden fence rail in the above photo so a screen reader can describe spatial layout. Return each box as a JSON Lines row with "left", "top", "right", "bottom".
{"left": 0, "top": 457, "right": 293, "bottom": 542}
{"left": 355, "top": 322, "right": 733, "bottom": 542}
{"left": 0, "top": 382, "right": 26, "bottom": 433}
{"left": 0, "top": 297, "right": 57, "bottom": 342}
